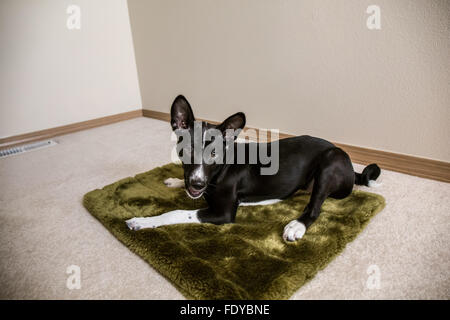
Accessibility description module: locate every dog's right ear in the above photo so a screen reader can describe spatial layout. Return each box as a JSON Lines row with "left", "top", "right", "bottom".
{"left": 170, "top": 95, "right": 195, "bottom": 130}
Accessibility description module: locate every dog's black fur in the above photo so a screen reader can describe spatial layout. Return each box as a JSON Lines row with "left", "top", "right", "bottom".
{"left": 171, "top": 95, "right": 380, "bottom": 233}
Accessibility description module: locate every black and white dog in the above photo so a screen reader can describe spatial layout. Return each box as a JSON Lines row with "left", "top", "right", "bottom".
{"left": 126, "top": 95, "right": 380, "bottom": 242}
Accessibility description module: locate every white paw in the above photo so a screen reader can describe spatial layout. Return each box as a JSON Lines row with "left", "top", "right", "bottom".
{"left": 164, "top": 177, "right": 185, "bottom": 188}
{"left": 368, "top": 180, "right": 382, "bottom": 188}
{"left": 126, "top": 217, "right": 159, "bottom": 231}
{"left": 283, "top": 220, "right": 306, "bottom": 242}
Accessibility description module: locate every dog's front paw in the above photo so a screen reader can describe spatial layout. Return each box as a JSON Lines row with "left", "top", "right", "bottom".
{"left": 126, "top": 217, "right": 157, "bottom": 231}
{"left": 283, "top": 220, "right": 306, "bottom": 242}
{"left": 164, "top": 178, "right": 185, "bottom": 188}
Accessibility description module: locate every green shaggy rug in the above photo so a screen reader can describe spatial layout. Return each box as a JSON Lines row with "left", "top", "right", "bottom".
{"left": 83, "top": 163, "right": 385, "bottom": 300}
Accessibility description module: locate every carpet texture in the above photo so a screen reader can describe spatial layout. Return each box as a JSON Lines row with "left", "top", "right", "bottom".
{"left": 83, "top": 163, "right": 385, "bottom": 300}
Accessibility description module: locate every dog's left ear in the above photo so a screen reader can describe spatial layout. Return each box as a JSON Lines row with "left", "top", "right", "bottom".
{"left": 170, "top": 95, "right": 195, "bottom": 130}
{"left": 217, "top": 112, "right": 246, "bottom": 140}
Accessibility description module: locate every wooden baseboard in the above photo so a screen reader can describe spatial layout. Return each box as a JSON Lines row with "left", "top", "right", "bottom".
{"left": 142, "top": 109, "right": 450, "bottom": 183}
{"left": 0, "top": 109, "right": 143, "bottom": 150}
{"left": 142, "top": 109, "right": 170, "bottom": 122}
{"left": 333, "top": 142, "right": 450, "bottom": 182}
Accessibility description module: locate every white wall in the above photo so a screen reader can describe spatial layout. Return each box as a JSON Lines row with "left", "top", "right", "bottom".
{"left": 0, "top": 0, "right": 142, "bottom": 138}
{"left": 129, "top": 0, "right": 450, "bottom": 162}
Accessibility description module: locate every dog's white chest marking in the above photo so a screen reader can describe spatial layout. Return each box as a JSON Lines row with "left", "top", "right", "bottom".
{"left": 126, "top": 210, "right": 200, "bottom": 231}
{"left": 239, "top": 199, "right": 282, "bottom": 206}
{"left": 164, "top": 178, "right": 185, "bottom": 188}
{"left": 283, "top": 220, "right": 306, "bottom": 242}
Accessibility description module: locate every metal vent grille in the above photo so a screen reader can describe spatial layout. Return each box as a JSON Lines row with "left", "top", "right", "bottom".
{"left": 0, "top": 140, "right": 58, "bottom": 158}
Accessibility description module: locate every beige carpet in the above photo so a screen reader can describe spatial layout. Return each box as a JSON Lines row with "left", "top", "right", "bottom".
{"left": 0, "top": 117, "right": 449, "bottom": 299}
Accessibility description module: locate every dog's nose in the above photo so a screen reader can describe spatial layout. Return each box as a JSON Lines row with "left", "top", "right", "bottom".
{"left": 190, "top": 180, "right": 206, "bottom": 190}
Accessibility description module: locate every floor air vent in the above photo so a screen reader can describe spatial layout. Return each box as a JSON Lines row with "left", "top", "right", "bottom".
{"left": 0, "top": 140, "right": 58, "bottom": 158}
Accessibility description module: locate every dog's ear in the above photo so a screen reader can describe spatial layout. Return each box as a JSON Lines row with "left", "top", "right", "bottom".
{"left": 170, "top": 95, "right": 195, "bottom": 130}
{"left": 217, "top": 112, "right": 246, "bottom": 141}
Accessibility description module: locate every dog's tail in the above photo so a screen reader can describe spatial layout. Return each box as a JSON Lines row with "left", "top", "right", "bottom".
{"left": 354, "top": 163, "right": 381, "bottom": 187}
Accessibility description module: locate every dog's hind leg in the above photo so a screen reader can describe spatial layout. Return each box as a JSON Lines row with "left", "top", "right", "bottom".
{"left": 283, "top": 148, "right": 354, "bottom": 242}
{"left": 164, "top": 178, "right": 185, "bottom": 188}
{"left": 239, "top": 199, "right": 282, "bottom": 206}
